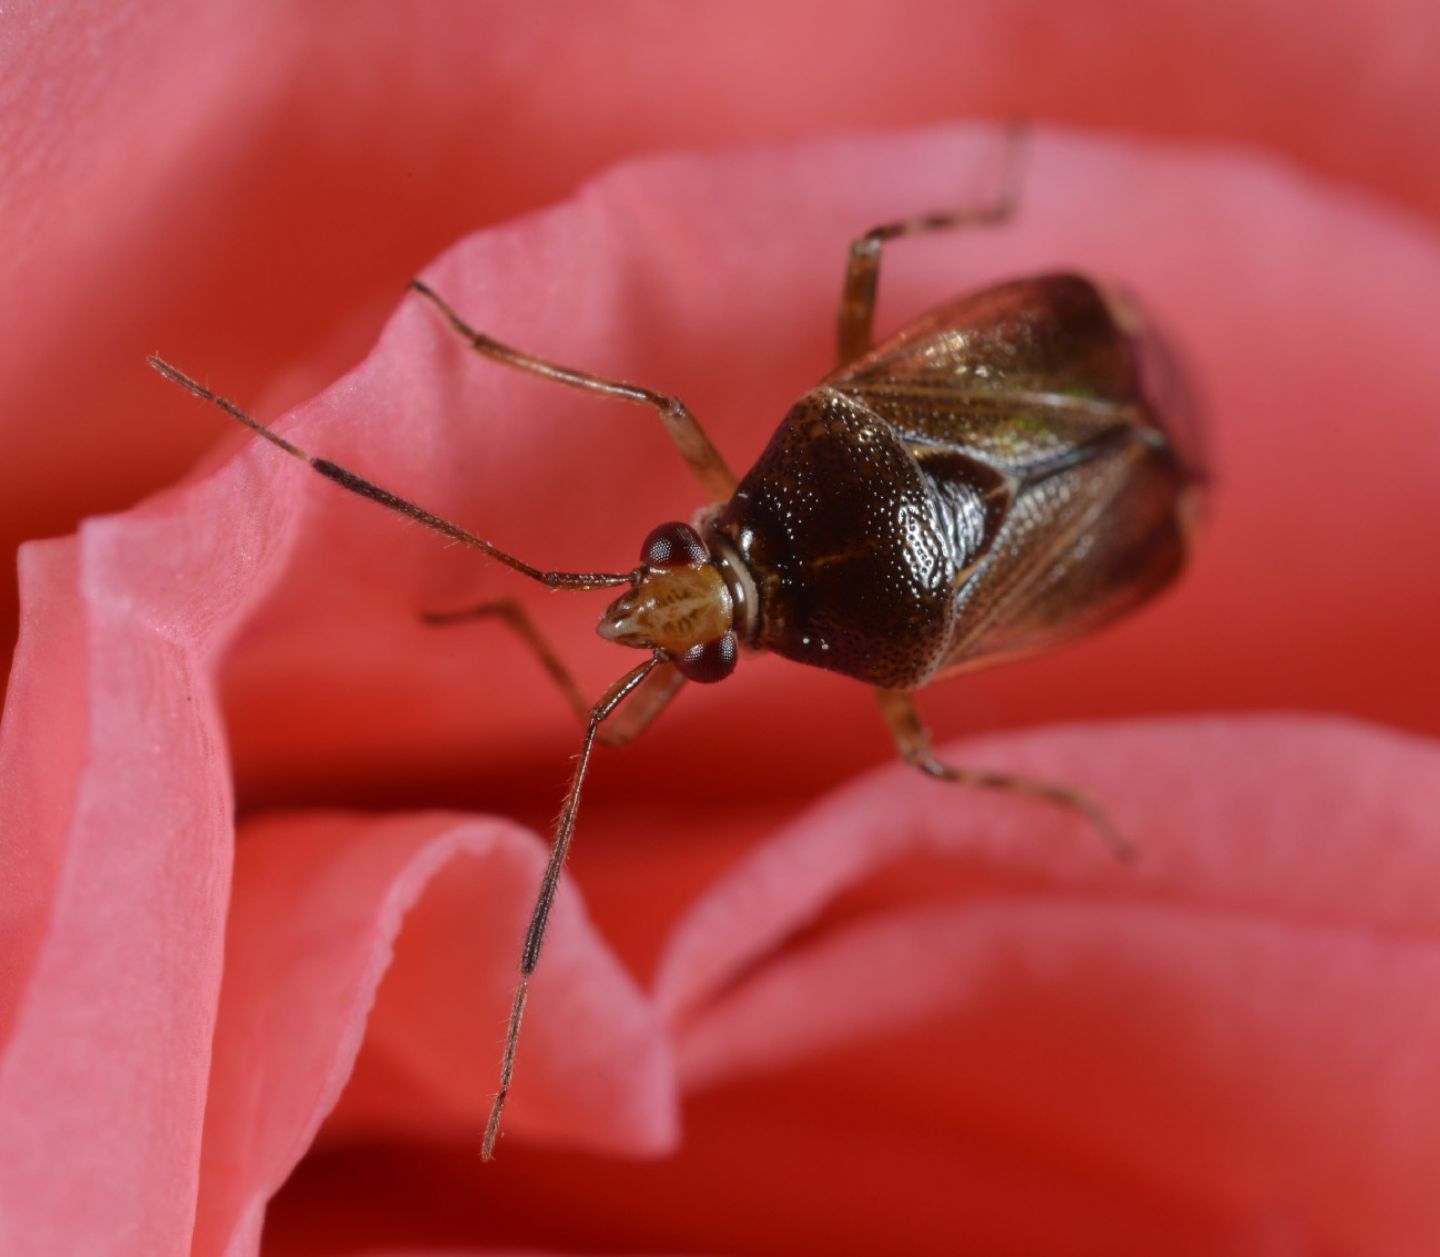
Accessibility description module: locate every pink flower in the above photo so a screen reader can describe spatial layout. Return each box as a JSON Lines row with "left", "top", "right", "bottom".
{"left": 3, "top": 6, "right": 1439, "bottom": 1255}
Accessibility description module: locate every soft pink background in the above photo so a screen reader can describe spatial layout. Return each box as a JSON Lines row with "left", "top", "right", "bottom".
{"left": 2, "top": 4, "right": 1439, "bottom": 1257}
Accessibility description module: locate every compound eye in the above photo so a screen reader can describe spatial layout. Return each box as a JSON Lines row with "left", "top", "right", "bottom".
{"left": 675, "top": 632, "right": 738, "bottom": 684}
{"left": 640, "top": 521, "right": 708, "bottom": 568}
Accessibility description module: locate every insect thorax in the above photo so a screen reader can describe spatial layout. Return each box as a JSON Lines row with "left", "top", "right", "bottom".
{"left": 710, "top": 389, "right": 987, "bottom": 689}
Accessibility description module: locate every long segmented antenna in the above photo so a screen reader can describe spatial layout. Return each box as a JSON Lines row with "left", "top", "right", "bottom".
{"left": 147, "top": 356, "right": 633, "bottom": 592}
{"left": 482, "top": 651, "right": 661, "bottom": 1160}
{"left": 151, "top": 353, "right": 669, "bottom": 1158}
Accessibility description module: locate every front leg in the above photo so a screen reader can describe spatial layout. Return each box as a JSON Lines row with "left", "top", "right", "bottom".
{"left": 410, "top": 281, "right": 737, "bottom": 503}
{"left": 424, "top": 597, "right": 685, "bottom": 746}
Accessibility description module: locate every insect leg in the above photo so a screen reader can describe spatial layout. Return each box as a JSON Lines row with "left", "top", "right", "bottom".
{"left": 875, "top": 688, "right": 1135, "bottom": 862}
{"left": 596, "top": 662, "right": 687, "bottom": 746}
{"left": 483, "top": 652, "right": 663, "bottom": 1161}
{"left": 424, "top": 597, "right": 591, "bottom": 724}
{"left": 410, "top": 280, "right": 738, "bottom": 503}
{"left": 424, "top": 597, "right": 686, "bottom": 746}
{"left": 149, "top": 357, "right": 631, "bottom": 593}
{"left": 835, "top": 128, "right": 1027, "bottom": 367}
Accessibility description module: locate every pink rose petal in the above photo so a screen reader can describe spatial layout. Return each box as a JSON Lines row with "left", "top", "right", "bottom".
{"left": 0, "top": 118, "right": 1437, "bottom": 1257}
{"left": 246, "top": 716, "right": 1440, "bottom": 1254}
{"left": 0, "top": 540, "right": 86, "bottom": 1048}
{"left": 0, "top": 505, "right": 251, "bottom": 1251}
{"left": 651, "top": 717, "right": 1440, "bottom": 1253}
{"left": 194, "top": 811, "right": 673, "bottom": 1257}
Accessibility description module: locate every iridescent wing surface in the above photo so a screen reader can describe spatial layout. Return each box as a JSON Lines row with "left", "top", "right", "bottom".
{"left": 829, "top": 274, "right": 1202, "bottom": 678}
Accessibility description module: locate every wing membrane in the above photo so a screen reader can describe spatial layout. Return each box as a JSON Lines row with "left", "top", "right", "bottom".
{"left": 831, "top": 273, "right": 1157, "bottom": 477}
{"left": 928, "top": 427, "right": 1189, "bottom": 676}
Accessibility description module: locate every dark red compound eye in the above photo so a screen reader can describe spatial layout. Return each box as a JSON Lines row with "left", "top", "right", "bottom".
{"left": 640, "top": 521, "right": 708, "bottom": 568}
{"left": 675, "top": 632, "right": 738, "bottom": 683}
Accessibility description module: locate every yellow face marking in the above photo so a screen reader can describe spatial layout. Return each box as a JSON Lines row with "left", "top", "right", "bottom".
{"left": 598, "top": 564, "right": 733, "bottom": 654}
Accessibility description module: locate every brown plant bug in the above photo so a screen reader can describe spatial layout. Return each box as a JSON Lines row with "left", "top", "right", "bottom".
{"left": 149, "top": 138, "right": 1203, "bottom": 1160}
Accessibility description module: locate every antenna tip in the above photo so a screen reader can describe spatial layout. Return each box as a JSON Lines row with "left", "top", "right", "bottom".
{"left": 148, "top": 355, "right": 186, "bottom": 386}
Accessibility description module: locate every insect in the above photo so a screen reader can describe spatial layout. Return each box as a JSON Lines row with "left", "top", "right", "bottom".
{"left": 150, "top": 151, "right": 1202, "bottom": 1160}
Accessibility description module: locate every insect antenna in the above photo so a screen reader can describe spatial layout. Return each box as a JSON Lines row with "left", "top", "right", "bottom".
{"left": 147, "top": 356, "right": 633, "bottom": 592}
{"left": 482, "top": 650, "right": 662, "bottom": 1160}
